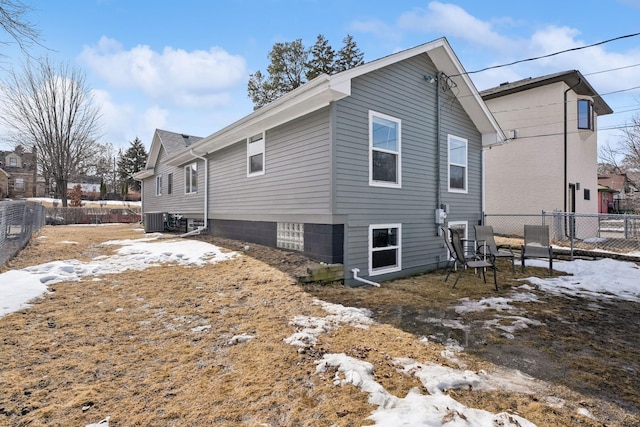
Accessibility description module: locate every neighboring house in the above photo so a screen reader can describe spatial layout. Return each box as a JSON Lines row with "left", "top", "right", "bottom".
{"left": 598, "top": 173, "right": 638, "bottom": 213}
{"left": 480, "top": 71, "right": 613, "bottom": 220}
{"left": 67, "top": 175, "right": 103, "bottom": 195}
{"left": 135, "top": 38, "right": 503, "bottom": 284}
{"left": 0, "top": 146, "right": 45, "bottom": 199}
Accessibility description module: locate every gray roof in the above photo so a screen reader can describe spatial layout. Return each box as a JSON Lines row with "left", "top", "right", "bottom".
{"left": 480, "top": 70, "right": 613, "bottom": 116}
{"left": 156, "top": 129, "right": 204, "bottom": 155}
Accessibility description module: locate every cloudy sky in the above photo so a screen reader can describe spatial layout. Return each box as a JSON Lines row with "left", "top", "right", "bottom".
{"left": 1, "top": 0, "right": 640, "bottom": 152}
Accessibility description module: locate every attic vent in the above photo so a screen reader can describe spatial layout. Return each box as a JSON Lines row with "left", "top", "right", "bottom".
{"left": 181, "top": 134, "right": 189, "bottom": 139}
{"left": 499, "top": 82, "right": 509, "bottom": 86}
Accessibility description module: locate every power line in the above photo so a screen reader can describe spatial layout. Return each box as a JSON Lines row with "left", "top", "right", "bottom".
{"left": 584, "top": 63, "right": 640, "bottom": 76}
{"left": 457, "top": 32, "right": 640, "bottom": 76}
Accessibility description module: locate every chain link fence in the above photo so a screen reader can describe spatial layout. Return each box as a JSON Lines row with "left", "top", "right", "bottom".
{"left": 485, "top": 211, "right": 640, "bottom": 260}
{"left": 1, "top": 201, "right": 46, "bottom": 267}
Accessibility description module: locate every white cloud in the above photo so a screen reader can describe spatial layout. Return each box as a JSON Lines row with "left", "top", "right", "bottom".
{"left": 91, "top": 88, "right": 168, "bottom": 147}
{"left": 397, "top": 2, "right": 515, "bottom": 50}
{"left": 350, "top": 18, "right": 402, "bottom": 42}
{"left": 80, "top": 37, "right": 247, "bottom": 108}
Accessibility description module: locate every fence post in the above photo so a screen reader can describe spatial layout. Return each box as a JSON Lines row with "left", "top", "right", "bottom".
{"left": 624, "top": 214, "right": 629, "bottom": 239}
{"left": 569, "top": 212, "right": 575, "bottom": 261}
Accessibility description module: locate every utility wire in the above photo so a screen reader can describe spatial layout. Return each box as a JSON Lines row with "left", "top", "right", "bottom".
{"left": 584, "top": 63, "right": 640, "bottom": 76}
{"left": 454, "top": 32, "right": 640, "bottom": 76}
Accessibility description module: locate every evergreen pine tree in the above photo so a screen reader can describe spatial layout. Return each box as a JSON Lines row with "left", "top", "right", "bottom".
{"left": 117, "top": 137, "right": 148, "bottom": 192}
{"left": 335, "top": 34, "right": 364, "bottom": 72}
{"left": 306, "top": 34, "right": 335, "bottom": 81}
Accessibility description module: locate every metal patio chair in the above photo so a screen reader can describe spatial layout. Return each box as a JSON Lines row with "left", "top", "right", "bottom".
{"left": 445, "top": 227, "right": 498, "bottom": 291}
{"left": 521, "top": 225, "right": 553, "bottom": 275}
{"left": 474, "top": 225, "right": 515, "bottom": 272}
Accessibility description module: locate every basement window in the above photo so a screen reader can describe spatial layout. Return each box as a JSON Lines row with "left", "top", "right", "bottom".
{"left": 369, "top": 224, "right": 401, "bottom": 276}
{"left": 277, "top": 223, "right": 304, "bottom": 251}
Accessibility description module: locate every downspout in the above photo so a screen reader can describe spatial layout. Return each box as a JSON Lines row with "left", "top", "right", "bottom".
{"left": 435, "top": 72, "right": 442, "bottom": 212}
{"left": 564, "top": 78, "right": 581, "bottom": 238}
{"left": 190, "top": 149, "right": 208, "bottom": 231}
{"left": 481, "top": 148, "right": 486, "bottom": 224}
{"left": 564, "top": 78, "right": 581, "bottom": 214}
{"left": 351, "top": 268, "right": 380, "bottom": 287}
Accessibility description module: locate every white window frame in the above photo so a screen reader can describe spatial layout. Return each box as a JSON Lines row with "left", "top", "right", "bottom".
{"left": 156, "top": 175, "right": 162, "bottom": 196}
{"left": 447, "top": 221, "right": 468, "bottom": 240}
{"left": 448, "top": 134, "right": 468, "bottom": 193}
{"left": 368, "top": 223, "right": 402, "bottom": 276}
{"left": 247, "top": 133, "right": 265, "bottom": 177}
{"left": 447, "top": 220, "right": 469, "bottom": 258}
{"left": 184, "top": 162, "right": 198, "bottom": 194}
{"left": 167, "top": 173, "right": 173, "bottom": 195}
{"left": 14, "top": 178, "right": 25, "bottom": 191}
{"left": 9, "top": 157, "right": 17, "bottom": 167}
{"left": 369, "top": 111, "right": 401, "bottom": 188}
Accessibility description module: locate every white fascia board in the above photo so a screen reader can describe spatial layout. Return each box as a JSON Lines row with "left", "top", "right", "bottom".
{"left": 144, "top": 132, "right": 163, "bottom": 170}
{"left": 133, "top": 169, "right": 154, "bottom": 180}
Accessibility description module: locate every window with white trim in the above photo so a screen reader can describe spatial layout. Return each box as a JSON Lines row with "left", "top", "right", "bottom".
{"left": 448, "top": 135, "right": 468, "bottom": 193}
{"left": 369, "top": 224, "right": 401, "bottom": 276}
{"left": 447, "top": 220, "right": 469, "bottom": 257}
{"left": 15, "top": 178, "right": 24, "bottom": 191}
{"left": 247, "top": 133, "right": 265, "bottom": 176}
{"left": 369, "top": 111, "right": 401, "bottom": 187}
{"left": 447, "top": 221, "right": 468, "bottom": 240}
{"left": 9, "top": 157, "right": 17, "bottom": 167}
{"left": 167, "top": 173, "right": 173, "bottom": 195}
{"left": 185, "top": 162, "right": 197, "bottom": 194}
{"left": 156, "top": 175, "right": 162, "bottom": 196}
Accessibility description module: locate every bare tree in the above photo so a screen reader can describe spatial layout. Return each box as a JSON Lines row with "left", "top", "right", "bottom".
{"left": 598, "top": 143, "right": 623, "bottom": 174}
{"left": 0, "top": 0, "right": 40, "bottom": 59}
{"left": 599, "top": 114, "right": 640, "bottom": 188}
{"left": 0, "top": 58, "right": 102, "bottom": 206}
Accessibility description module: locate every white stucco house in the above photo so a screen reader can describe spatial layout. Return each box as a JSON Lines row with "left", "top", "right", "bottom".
{"left": 480, "top": 70, "right": 613, "bottom": 218}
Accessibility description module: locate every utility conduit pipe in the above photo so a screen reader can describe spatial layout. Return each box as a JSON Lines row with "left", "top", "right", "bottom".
{"left": 190, "top": 149, "right": 208, "bottom": 232}
{"left": 351, "top": 268, "right": 380, "bottom": 287}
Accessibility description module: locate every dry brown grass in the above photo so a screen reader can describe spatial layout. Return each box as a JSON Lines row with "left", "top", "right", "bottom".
{"left": 1, "top": 225, "right": 638, "bottom": 426}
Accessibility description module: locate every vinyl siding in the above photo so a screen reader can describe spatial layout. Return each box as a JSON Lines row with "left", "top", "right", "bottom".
{"left": 141, "top": 146, "right": 205, "bottom": 216}
{"left": 209, "top": 107, "right": 333, "bottom": 221}
{"left": 333, "top": 54, "right": 483, "bottom": 281}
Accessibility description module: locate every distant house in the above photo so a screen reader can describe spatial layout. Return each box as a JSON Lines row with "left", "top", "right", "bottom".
{"left": 481, "top": 71, "right": 613, "bottom": 220}
{"left": 135, "top": 38, "right": 503, "bottom": 284}
{"left": 598, "top": 173, "right": 638, "bottom": 213}
{"left": 67, "top": 175, "right": 102, "bottom": 196}
{"left": 0, "top": 146, "right": 45, "bottom": 199}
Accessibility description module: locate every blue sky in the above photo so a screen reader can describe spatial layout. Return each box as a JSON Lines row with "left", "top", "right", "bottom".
{"left": 1, "top": 0, "right": 640, "bottom": 154}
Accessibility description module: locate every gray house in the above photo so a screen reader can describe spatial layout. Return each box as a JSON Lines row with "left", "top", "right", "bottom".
{"left": 134, "top": 38, "right": 503, "bottom": 285}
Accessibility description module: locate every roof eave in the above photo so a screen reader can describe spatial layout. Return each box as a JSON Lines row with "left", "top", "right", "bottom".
{"left": 481, "top": 70, "right": 613, "bottom": 116}
{"left": 133, "top": 169, "right": 154, "bottom": 180}
{"left": 165, "top": 75, "right": 347, "bottom": 166}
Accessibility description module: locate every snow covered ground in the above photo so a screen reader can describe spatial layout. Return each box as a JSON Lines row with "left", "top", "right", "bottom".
{"left": 1, "top": 231, "right": 639, "bottom": 426}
